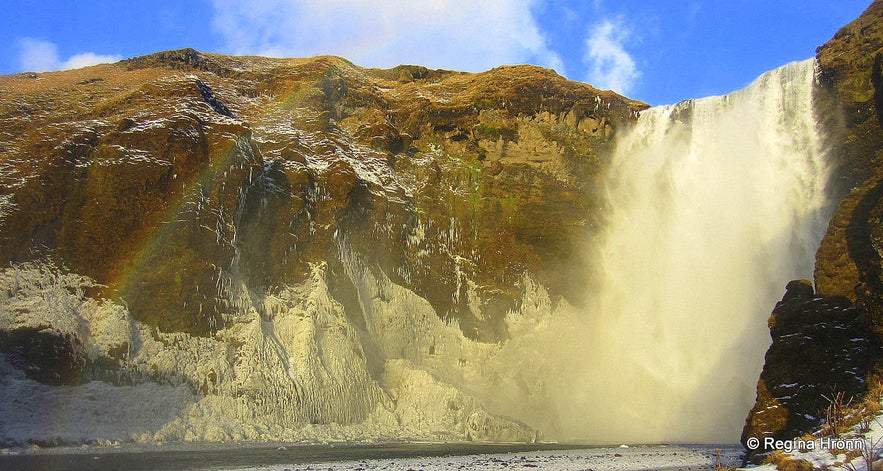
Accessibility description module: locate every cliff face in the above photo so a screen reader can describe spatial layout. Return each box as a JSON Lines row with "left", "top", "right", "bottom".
{"left": 0, "top": 50, "right": 643, "bottom": 443}
{"left": 814, "top": 0, "right": 883, "bottom": 304}
{"left": 0, "top": 50, "right": 642, "bottom": 339}
{"left": 742, "top": 1, "right": 883, "bottom": 458}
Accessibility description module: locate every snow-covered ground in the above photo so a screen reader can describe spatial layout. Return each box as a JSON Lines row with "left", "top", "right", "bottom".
{"left": 743, "top": 415, "right": 883, "bottom": 471}
{"left": 0, "top": 443, "right": 744, "bottom": 471}
{"left": 230, "top": 446, "right": 743, "bottom": 471}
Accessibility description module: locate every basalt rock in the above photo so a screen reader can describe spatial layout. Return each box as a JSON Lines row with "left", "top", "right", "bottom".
{"left": 0, "top": 327, "right": 85, "bottom": 386}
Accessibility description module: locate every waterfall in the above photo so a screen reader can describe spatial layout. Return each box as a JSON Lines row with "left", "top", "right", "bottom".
{"left": 569, "top": 58, "right": 832, "bottom": 442}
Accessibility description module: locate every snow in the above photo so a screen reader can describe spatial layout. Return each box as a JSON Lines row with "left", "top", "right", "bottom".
{"left": 0, "top": 261, "right": 94, "bottom": 336}
{"left": 742, "top": 409, "right": 883, "bottom": 471}
{"left": 0, "top": 360, "right": 196, "bottom": 446}
{"left": 0, "top": 260, "right": 541, "bottom": 446}
{"left": 0, "top": 443, "right": 744, "bottom": 470}
{"left": 223, "top": 445, "right": 742, "bottom": 471}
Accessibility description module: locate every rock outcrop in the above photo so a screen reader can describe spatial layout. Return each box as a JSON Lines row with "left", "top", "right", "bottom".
{"left": 741, "top": 281, "right": 872, "bottom": 457}
{"left": 814, "top": 0, "right": 883, "bottom": 303}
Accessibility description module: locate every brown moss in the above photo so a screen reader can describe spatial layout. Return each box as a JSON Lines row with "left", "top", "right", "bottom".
{"left": 764, "top": 451, "right": 814, "bottom": 471}
{"left": 815, "top": 1, "right": 883, "bottom": 302}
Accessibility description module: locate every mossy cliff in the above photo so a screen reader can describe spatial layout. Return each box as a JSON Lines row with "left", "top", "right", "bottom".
{"left": 0, "top": 50, "right": 643, "bottom": 341}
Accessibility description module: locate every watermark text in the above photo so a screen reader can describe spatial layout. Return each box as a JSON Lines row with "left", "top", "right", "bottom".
{"left": 746, "top": 436, "right": 866, "bottom": 452}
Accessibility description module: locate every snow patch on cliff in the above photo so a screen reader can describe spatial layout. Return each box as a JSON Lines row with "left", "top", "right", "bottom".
{"left": 0, "top": 261, "right": 536, "bottom": 446}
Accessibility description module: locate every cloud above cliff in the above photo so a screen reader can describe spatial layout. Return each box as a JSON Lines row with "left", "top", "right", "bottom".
{"left": 208, "top": 0, "right": 565, "bottom": 75}
{"left": 583, "top": 17, "right": 640, "bottom": 95}
{"left": 16, "top": 38, "right": 121, "bottom": 72}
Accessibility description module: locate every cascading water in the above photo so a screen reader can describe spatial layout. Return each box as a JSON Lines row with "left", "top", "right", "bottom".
{"left": 564, "top": 58, "right": 833, "bottom": 442}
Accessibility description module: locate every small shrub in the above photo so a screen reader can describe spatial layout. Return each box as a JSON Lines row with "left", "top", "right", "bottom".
{"left": 823, "top": 390, "right": 852, "bottom": 438}
{"left": 860, "top": 414, "right": 874, "bottom": 434}
{"left": 714, "top": 448, "right": 737, "bottom": 471}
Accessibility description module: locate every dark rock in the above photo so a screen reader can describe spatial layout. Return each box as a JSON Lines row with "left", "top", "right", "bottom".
{"left": 0, "top": 327, "right": 85, "bottom": 386}
{"left": 194, "top": 78, "right": 233, "bottom": 117}
{"left": 122, "top": 48, "right": 237, "bottom": 77}
{"left": 741, "top": 282, "right": 872, "bottom": 460}
{"left": 781, "top": 279, "right": 814, "bottom": 302}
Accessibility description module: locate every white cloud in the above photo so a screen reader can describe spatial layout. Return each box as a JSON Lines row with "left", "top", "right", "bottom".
{"left": 62, "top": 52, "right": 121, "bottom": 70}
{"left": 583, "top": 17, "right": 639, "bottom": 95}
{"left": 209, "top": 0, "right": 565, "bottom": 75}
{"left": 16, "top": 38, "right": 121, "bottom": 72}
{"left": 17, "top": 38, "right": 60, "bottom": 72}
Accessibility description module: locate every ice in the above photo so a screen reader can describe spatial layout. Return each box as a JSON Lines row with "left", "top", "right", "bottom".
{"left": 0, "top": 360, "right": 196, "bottom": 446}
{"left": 0, "top": 260, "right": 537, "bottom": 446}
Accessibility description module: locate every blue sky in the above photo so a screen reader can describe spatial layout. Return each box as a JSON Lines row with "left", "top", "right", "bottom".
{"left": 0, "top": 1, "right": 871, "bottom": 105}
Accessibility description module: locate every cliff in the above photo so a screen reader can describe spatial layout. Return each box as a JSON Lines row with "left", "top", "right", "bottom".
{"left": 0, "top": 50, "right": 642, "bottom": 339}
{"left": 0, "top": 49, "right": 643, "bottom": 444}
{"left": 4, "top": 4, "right": 880, "bottom": 450}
